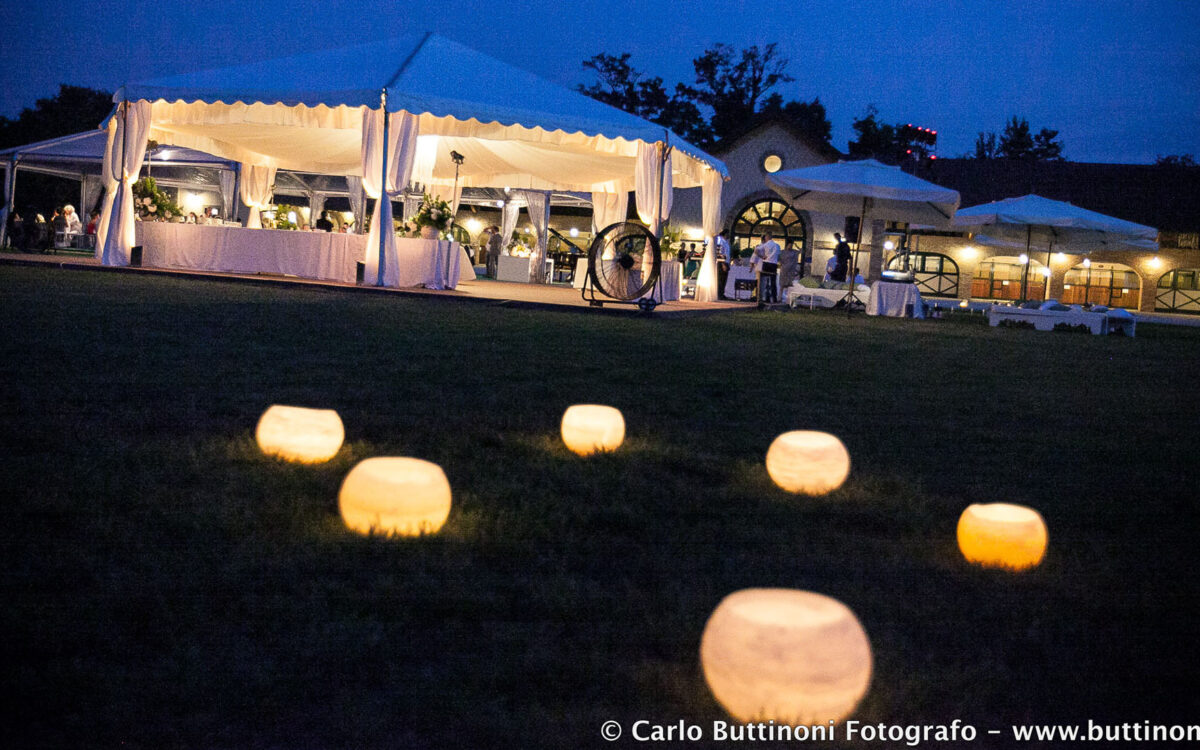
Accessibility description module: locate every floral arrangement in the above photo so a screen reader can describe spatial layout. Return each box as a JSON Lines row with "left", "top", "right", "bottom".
{"left": 132, "top": 177, "right": 181, "bottom": 222}
{"left": 412, "top": 194, "right": 452, "bottom": 232}
{"left": 274, "top": 204, "right": 302, "bottom": 230}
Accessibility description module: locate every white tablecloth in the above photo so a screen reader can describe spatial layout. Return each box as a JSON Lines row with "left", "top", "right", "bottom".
{"left": 723, "top": 265, "right": 780, "bottom": 301}
{"left": 137, "top": 222, "right": 365, "bottom": 283}
{"left": 393, "top": 238, "right": 464, "bottom": 289}
{"left": 136, "top": 223, "right": 464, "bottom": 289}
{"left": 867, "top": 280, "right": 925, "bottom": 318}
{"left": 651, "top": 259, "right": 682, "bottom": 302}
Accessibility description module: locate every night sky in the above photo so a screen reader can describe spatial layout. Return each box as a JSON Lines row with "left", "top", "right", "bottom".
{"left": 3, "top": 0, "right": 1197, "bottom": 164}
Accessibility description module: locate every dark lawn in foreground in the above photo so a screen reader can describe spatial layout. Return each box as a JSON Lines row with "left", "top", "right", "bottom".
{"left": 1, "top": 266, "right": 1197, "bottom": 749}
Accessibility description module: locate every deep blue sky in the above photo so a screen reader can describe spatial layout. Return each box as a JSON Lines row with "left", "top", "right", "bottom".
{"left": 2, "top": 0, "right": 1197, "bottom": 164}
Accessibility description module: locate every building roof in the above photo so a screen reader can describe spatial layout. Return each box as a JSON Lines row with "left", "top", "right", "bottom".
{"left": 916, "top": 158, "right": 1200, "bottom": 233}
{"left": 710, "top": 118, "right": 843, "bottom": 162}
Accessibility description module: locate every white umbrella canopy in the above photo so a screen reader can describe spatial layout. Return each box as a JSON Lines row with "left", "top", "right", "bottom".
{"left": 952, "top": 194, "right": 1159, "bottom": 253}
{"left": 766, "top": 158, "right": 961, "bottom": 227}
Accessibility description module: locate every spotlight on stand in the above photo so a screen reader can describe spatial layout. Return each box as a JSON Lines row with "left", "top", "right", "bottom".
{"left": 450, "top": 151, "right": 465, "bottom": 229}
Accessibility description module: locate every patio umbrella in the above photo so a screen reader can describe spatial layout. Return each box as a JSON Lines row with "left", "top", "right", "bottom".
{"left": 767, "top": 159, "right": 961, "bottom": 306}
{"left": 952, "top": 194, "right": 1158, "bottom": 300}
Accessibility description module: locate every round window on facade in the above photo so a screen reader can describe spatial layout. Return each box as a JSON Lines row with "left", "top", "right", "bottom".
{"left": 763, "top": 154, "right": 783, "bottom": 173}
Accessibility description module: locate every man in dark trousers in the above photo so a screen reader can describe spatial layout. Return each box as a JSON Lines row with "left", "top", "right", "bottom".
{"left": 832, "top": 232, "right": 852, "bottom": 283}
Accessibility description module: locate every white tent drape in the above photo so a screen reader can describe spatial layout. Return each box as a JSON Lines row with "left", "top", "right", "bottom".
{"left": 310, "top": 191, "right": 327, "bottom": 226}
{"left": 362, "top": 108, "right": 419, "bottom": 287}
{"left": 634, "top": 142, "right": 672, "bottom": 236}
{"left": 345, "top": 175, "right": 365, "bottom": 231}
{"left": 499, "top": 200, "right": 520, "bottom": 252}
{"left": 0, "top": 164, "right": 12, "bottom": 246}
{"left": 80, "top": 174, "right": 105, "bottom": 220}
{"left": 520, "top": 190, "right": 550, "bottom": 284}
{"left": 96, "top": 100, "right": 152, "bottom": 266}
{"left": 694, "top": 168, "right": 724, "bottom": 302}
{"left": 402, "top": 194, "right": 420, "bottom": 222}
{"left": 239, "top": 163, "right": 276, "bottom": 229}
{"left": 218, "top": 169, "right": 236, "bottom": 221}
{"left": 591, "top": 191, "right": 628, "bottom": 234}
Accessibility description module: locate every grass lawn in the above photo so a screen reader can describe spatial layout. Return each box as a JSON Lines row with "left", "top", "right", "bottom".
{"left": 2, "top": 265, "right": 1198, "bottom": 748}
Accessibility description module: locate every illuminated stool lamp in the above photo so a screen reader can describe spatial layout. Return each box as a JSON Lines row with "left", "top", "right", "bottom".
{"left": 339, "top": 457, "right": 452, "bottom": 537}
{"left": 765, "top": 431, "right": 850, "bottom": 494}
{"left": 256, "top": 405, "right": 345, "bottom": 463}
{"left": 700, "top": 588, "right": 872, "bottom": 725}
{"left": 561, "top": 404, "right": 625, "bottom": 456}
{"left": 957, "top": 503, "right": 1048, "bottom": 571}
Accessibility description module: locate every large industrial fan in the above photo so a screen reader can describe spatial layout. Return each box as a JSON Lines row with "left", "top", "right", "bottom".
{"left": 582, "top": 222, "right": 661, "bottom": 311}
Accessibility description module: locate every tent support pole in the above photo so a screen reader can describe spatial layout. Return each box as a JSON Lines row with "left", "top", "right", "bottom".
{"left": 845, "top": 195, "right": 867, "bottom": 315}
{"left": 376, "top": 91, "right": 389, "bottom": 287}
{"left": 1021, "top": 224, "right": 1031, "bottom": 301}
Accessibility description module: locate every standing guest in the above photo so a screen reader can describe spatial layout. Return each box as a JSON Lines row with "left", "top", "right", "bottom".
{"left": 714, "top": 230, "right": 732, "bottom": 299}
{"left": 62, "top": 205, "right": 83, "bottom": 235}
{"left": 832, "top": 232, "right": 852, "bottom": 282}
{"left": 86, "top": 210, "right": 100, "bottom": 235}
{"left": 315, "top": 211, "right": 334, "bottom": 232}
{"left": 485, "top": 225, "right": 503, "bottom": 278}
{"left": 752, "top": 232, "right": 781, "bottom": 304}
{"left": 779, "top": 238, "right": 801, "bottom": 289}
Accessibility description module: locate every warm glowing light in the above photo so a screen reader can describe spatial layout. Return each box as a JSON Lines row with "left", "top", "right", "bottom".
{"left": 1121, "top": 288, "right": 1129, "bottom": 294}
{"left": 1064, "top": 284, "right": 1072, "bottom": 290}
{"left": 466, "top": 218, "right": 483, "bottom": 233}
{"left": 765, "top": 431, "right": 850, "bottom": 495}
{"left": 288, "top": 211, "right": 298, "bottom": 224}
{"left": 959, "top": 299, "right": 969, "bottom": 308}
{"left": 763, "top": 154, "right": 783, "bottom": 173}
{"left": 1083, "top": 258, "right": 1091, "bottom": 268}
{"left": 957, "top": 503, "right": 1048, "bottom": 571}
{"left": 339, "top": 457, "right": 452, "bottom": 536}
{"left": 1148, "top": 256, "right": 1162, "bottom": 268}
{"left": 256, "top": 405, "right": 345, "bottom": 463}
{"left": 701, "top": 589, "right": 872, "bottom": 725}
{"left": 1018, "top": 253, "right": 1029, "bottom": 264}
{"left": 1040, "top": 266, "right": 1051, "bottom": 277}
{"left": 569, "top": 227, "right": 579, "bottom": 237}
{"left": 561, "top": 404, "right": 625, "bottom": 455}
{"left": 495, "top": 200, "right": 504, "bottom": 208}
{"left": 883, "top": 240, "right": 895, "bottom": 251}
{"left": 1055, "top": 252, "right": 1067, "bottom": 262}
{"left": 182, "top": 191, "right": 204, "bottom": 213}
{"left": 1002, "top": 280, "right": 1010, "bottom": 286}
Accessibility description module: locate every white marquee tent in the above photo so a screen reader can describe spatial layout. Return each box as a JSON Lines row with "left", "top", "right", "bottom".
{"left": 97, "top": 32, "right": 728, "bottom": 292}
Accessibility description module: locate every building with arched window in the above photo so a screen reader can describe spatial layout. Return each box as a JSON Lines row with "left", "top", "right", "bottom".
{"left": 664, "top": 123, "right": 1200, "bottom": 312}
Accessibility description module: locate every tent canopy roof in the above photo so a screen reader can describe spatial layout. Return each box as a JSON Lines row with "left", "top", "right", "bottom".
{"left": 767, "top": 158, "right": 960, "bottom": 226}
{"left": 0, "top": 130, "right": 233, "bottom": 168}
{"left": 119, "top": 33, "right": 727, "bottom": 191}
{"left": 953, "top": 194, "right": 1159, "bottom": 251}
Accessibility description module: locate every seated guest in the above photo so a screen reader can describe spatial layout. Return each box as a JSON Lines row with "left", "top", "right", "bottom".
{"left": 185, "top": 212, "right": 199, "bottom": 224}
{"left": 86, "top": 210, "right": 100, "bottom": 235}
{"left": 315, "top": 211, "right": 334, "bottom": 232}
{"left": 823, "top": 254, "right": 837, "bottom": 284}
{"left": 7, "top": 211, "right": 25, "bottom": 250}
{"left": 62, "top": 205, "right": 83, "bottom": 235}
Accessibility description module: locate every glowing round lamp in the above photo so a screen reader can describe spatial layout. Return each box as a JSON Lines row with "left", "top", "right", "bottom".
{"left": 339, "top": 457, "right": 452, "bottom": 537}
{"left": 701, "top": 589, "right": 872, "bottom": 725}
{"left": 765, "top": 431, "right": 850, "bottom": 494}
{"left": 256, "top": 405, "right": 345, "bottom": 463}
{"left": 561, "top": 404, "right": 625, "bottom": 456}
{"left": 957, "top": 503, "right": 1048, "bottom": 571}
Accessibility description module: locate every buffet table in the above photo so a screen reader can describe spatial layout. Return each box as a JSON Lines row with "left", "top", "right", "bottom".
{"left": 867, "top": 280, "right": 925, "bottom": 318}
{"left": 135, "top": 222, "right": 465, "bottom": 289}
{"left": 137, "top": 221, "right": 364, "bottom": 283}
